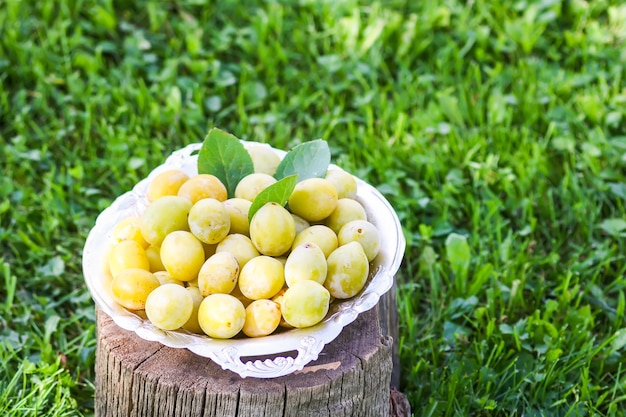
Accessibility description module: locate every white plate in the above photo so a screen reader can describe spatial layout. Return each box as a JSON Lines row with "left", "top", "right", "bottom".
{"left": 82, "top": 141, "right": 405, "bottom": 378}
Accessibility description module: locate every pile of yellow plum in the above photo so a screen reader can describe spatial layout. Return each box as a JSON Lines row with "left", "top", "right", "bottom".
{"left": 106, "top": 141, "right": 380, "bottom": 339}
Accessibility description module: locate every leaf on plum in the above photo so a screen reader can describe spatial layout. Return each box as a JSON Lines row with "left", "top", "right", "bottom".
{"left": 197, "top": 128, "right": 254, "bottom": 198}
{"left": 274, "top": 139, "right": 330, "bottom": 181}
{"left": 248, "top": 174, "right": 298, "bottom": 222}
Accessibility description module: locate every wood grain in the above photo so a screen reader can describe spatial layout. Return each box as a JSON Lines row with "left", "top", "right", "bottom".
{"left": 95, "top": 289, "right": 410, "bottom": 416}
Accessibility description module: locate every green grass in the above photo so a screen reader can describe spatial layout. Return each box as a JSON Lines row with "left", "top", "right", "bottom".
{"left": 2, "top": 0, "right": 626, "bottom": 415}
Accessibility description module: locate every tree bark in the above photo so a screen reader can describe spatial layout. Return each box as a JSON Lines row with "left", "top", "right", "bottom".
{"left": 377, "top": 280, "right": 401, "bottom": 389}
{"left": 95, "top": 290, "right": 410, "bottom": 417}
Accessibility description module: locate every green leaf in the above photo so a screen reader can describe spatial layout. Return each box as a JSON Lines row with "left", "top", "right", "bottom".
{"left": 274, "top": 139, "right": 330, "bottom": 181}
{"left": 608, "top": 182, "right": 626, "bottom": 200}
{"left": 37, "top": 256, "right": 65, "bottom": 277}
{"left": 443, "top": 320, "right": 471, "bottom": 345}
{"left": 248, "top": 175, "right": 298, "bottom": 222}
{"left": 597, "top": 218, "right": 626, "bottom": 236}
{"left": 611, "top": 329, "right": 626, "bottom": 353}
{"left": 44, "top": 315, "right": 60, "bottom": 344}
{"left": 197, "top": 128, "right": 254, "bottom": 198}
{"left": 447, "top": 296, "right": 478, "bottom": 319}
{"left": 445, "top": 233, "right": 471, "bottom": 293}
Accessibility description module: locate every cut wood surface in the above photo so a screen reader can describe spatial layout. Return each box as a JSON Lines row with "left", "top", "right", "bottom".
{"left": 95, "top": 289, "right": 411, "bottom": 417}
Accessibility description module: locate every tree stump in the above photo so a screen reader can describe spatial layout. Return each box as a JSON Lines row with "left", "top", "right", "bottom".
{"left": 95, "top": 286, "right": 411, "bottom": 417}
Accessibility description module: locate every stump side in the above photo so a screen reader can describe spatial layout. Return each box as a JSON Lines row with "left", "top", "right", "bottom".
{"left": 377, "top": 280, "right": 401, "bottom": 388}
{"left": 96, "top": 307, "right": 395, "bottom": 417}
